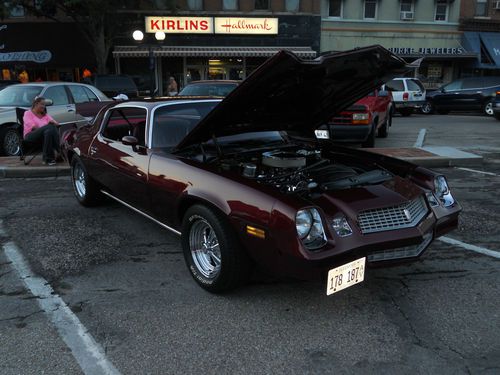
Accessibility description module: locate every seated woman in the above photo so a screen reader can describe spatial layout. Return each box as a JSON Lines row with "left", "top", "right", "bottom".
{"left": 23, "top": 97, "right": 60, "bottom": 166}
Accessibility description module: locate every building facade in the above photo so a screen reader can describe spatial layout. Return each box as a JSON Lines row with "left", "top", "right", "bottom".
{"left": 113, "top": 0, "right": 321, "bottom": 95}
{"left": 459, "top": 0, "right": 500, "bottom": 75}
{"left": 321, "top": 0, "right": 478, "bottom": 88}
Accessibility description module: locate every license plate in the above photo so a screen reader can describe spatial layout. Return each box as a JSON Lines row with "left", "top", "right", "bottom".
{"left": 326, "top": 257, "right": 366, "bottom": 295}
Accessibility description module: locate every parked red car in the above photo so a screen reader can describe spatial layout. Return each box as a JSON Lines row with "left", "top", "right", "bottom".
{"left": 326, "top": 88, "right": 393, "bottom": 147}
{"left": 64, "top": 46, "right": 461, "bottom": 295}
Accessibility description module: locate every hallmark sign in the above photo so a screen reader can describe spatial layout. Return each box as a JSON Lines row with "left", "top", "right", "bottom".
{"left": 146, "top": 16, "right": 278, "bottom": 35}
{"left": 388, "top": 47, "right": 465, "bottom": 55}
{"left": 0, "top": 50, "right": 52, "bottom": 63}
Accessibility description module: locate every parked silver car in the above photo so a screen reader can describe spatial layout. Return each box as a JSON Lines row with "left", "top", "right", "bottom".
{"left": 0, "top": 82, "right": 109, "bottom": 156}
{"left": 384, "top": 77, "right": 426, "bottom": 116}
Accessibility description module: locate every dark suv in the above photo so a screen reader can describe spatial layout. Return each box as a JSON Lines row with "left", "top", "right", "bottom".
{"left": 422, "top": 76, "right": 500, "bottom": 116}
{"left": 84, "top": 75, "right": 138, "bottom": 99}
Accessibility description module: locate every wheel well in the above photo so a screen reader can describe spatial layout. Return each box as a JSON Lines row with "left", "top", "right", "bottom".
{"left": 177, "top": 196, "right": 227, "bottom": 227}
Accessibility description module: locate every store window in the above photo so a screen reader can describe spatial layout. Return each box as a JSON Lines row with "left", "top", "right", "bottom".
{"left": 255, "top": 0, "right": 269, "bottom": 10}
{"left": 187, "top": 0, "right": 203, "bottom": 10}
{"left": 223, "top": 0, "right": 238, "bottom": 10}
{"left": 329, "top": 0, "right": 342, "bottom": 17}
{"left": 364, "top": 0, "right": 377, "bottom": 19}
{"left": 400, "top": 0, "right": 413, "bottom": 12}
{"left": 435, "top": 0, "right": 448, "bottom": 21}
{"left": 475, "top": 0, "right": 488, "bottom": 16}
{"left": 8, "top": 4, "right": 25, "bottom": 17}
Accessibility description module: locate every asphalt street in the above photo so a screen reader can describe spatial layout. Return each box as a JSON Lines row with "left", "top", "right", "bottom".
{"left": 1, "top": 113, "right": 499, "bottom": 375}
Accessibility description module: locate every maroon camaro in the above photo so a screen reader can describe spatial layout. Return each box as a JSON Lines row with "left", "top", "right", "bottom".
{"left": 65, "top": 45, "right": 461, "bottom": 295}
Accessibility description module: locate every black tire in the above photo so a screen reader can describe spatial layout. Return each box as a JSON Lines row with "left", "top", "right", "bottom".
{"left": 0, "top": 127, "right": 21, "bottom": 156}
{"left": 71, "top": 156, "right": 103, "bottom": 206}
{"left": 420, "top": 101, "right": 433, "bottom": 114}
{"left": 483, "top": 100, "right": 494, "bottom": 116}
{"left": 181, "top": 204, "right": 252, "bottom": 293}
{"left": 399, "top": 108, "right": 413, "bottom": 117}
{"left": 377, "top": 113, "right": 391, "bottom": 138}
{"left": 361, "top": 123, "right": 376, "bottom": 148}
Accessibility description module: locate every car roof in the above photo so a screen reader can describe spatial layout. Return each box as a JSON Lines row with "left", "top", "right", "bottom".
{"left": 185, "top": 80, "right": 240, "bottom": 85}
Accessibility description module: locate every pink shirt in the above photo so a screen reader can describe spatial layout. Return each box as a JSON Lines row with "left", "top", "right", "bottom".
{"left": 23, "top": 110, "right": 56, "bottom": 137}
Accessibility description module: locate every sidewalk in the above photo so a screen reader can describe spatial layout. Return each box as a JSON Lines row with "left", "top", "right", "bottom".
{"left": 0, "top": 146, "right": 483, "bottom": 178}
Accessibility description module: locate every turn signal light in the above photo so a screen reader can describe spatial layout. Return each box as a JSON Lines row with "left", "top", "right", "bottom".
{"left": 246, "top": 225, "right": 265, "bottom": 239}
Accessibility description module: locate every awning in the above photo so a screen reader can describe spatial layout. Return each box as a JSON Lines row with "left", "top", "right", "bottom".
{"left": 462, "top": 32, "right": 500, "bottom": 69}
{"left": 113, "top": 46, "right": 317, "bottom": 59}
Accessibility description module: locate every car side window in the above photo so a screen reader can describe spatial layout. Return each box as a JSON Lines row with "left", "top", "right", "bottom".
{"left": 385, "top": 80, "right": 405, "bottom": 92}
{"left": 152, "top": 102, "right": 217, "bottom": 149}
{"left": 462, "top": 78, "right": 483, "bottom": 89}
{"left": 406, "top": 80, "right": 422, "bottom": 91}
{"left": 442, "top": 80, "right": 463, "bottom": 91}
{"left": 68, "top": 85, "right": 90, "bottom": 104}
{"left": 101, "top": 107, "right": 147, "bottom": 145}
{"left": 43, "top": 86, "right": 70, "bottom": 105}
{"left": 83, "top": 87, "right": 99, "bottom": 102}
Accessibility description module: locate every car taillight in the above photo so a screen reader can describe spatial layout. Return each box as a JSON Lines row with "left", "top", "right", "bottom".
{"left": 403, "top": 92, "right": 409, "bottom": 101}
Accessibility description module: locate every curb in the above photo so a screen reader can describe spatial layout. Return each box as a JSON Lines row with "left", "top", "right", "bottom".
{"left": 0, "top": 166, "right": 70, "bottom": 178}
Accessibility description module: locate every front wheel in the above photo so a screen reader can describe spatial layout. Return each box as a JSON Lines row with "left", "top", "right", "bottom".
{"left": 484, "top": 101, "right": 494, "bottom": 116}
{"left": 181, "top": 205, "right": 252, "bottom": 293}
{"left": 420, "top": 101, "right": 433, "bottom": 114}
{"left": 71, "top": 156, "right": 103, "bottom": 206}
{"left": 361, "top": 122, "right": 376, "bottom": 148}
{"left": 0, "top": 127, "right": 21, "bottom": 156}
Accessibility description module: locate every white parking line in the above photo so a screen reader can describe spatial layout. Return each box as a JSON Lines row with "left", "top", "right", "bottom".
{"left": 2, "top": 241, "right": 121, "bottom": 375}
{"left": 438, "top": 236, "right": 500, "bottom": 259}
{"left": 414, "top": 129, "right": 426, "bottom": 148}
{"left": 456, "top": 167, "right": 499, "bottom": 177}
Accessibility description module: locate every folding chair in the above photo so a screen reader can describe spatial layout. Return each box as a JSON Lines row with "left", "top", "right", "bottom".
{"left": 16, "top": 107, "right": 41, "bottom": 165}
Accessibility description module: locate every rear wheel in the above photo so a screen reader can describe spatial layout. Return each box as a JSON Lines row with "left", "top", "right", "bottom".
{"left": 0, "top": 127, "right": 21, "bottom": 156}
{"left": 420, "top": 101, "right": 433, "bottom": 114}
{"left": 483, "top": 100, "right": 494, "bottom": 116}
{"left": 71, "top": 156, "right": 103, "bottom": 206}
{"left": 181, "top": 204, "right": 252, "bottom": 293}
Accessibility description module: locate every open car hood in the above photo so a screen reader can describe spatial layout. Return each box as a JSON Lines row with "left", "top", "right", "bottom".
{"left": 176, "top": 45, "right": 409, "bottom": 150}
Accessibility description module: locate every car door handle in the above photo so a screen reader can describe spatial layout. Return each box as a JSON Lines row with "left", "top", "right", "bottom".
{"left": 90, "top": 146, "right": 98, "bottom": 155}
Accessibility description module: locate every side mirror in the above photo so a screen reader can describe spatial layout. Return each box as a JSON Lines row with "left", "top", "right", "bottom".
{"left": 122, "top": 135, "right": 138, "bottom": 147}
{"left": 378, "top": 90, "right": 389, "bottom": 97}
{"left": 44, "top": 98, "right": 53, "bottom": 106}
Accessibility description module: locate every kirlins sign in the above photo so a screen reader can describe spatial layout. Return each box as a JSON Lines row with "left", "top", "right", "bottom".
{"left": 146, "top": 17, "right": 278, "bottom": 35}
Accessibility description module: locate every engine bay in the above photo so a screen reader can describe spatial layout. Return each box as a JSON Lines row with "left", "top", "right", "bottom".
{"left": 218, "top": 146, "right": 394, "bottom": 195}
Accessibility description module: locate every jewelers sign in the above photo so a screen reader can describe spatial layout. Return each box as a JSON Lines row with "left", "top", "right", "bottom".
{"left": 146, "top": 16, "right": 278, "bottom": 35}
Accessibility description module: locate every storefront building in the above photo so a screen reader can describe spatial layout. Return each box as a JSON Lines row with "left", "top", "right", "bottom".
{"left": 113, "top": 13, "right": 320, "bottom": 95}
{"left": 321, "top": 0, "right": 478, "bottom": 88}
{"left": 0, "top": 21, "right": 95, "bottom": 83}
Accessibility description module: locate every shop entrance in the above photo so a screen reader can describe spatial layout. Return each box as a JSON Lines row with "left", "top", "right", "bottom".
{"left": 185, "top": 57, "right": 244, "bottom": 83}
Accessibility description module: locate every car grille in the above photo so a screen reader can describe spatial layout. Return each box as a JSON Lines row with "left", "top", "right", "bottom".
{"left": 357, "top": 196, "right": 428, "bottom": 234}
{"left": 328, "top": 115, "right": 352, "bottom": 125}
{"left": 367, "top": 232, "right": 433, "bottom": 262}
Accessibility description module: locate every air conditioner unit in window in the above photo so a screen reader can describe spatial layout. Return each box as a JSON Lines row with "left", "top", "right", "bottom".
{"left": 494, "top": 1, "right": 500, "bottom": 10}
{"left": 400, "top": 11, "right": 414, "bottom": 20}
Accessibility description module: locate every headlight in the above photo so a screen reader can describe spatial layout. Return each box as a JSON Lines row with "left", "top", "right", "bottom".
{"left": 296, "top": 208, "right": 327, "bottom": 250}
{"left": 433, "top": 176, "right": 455, "bottom": 207}
{"left": 332, "top": 216, "right": 353, "bottom": 237}
{"left": 296, "top": 209, "right": 313, "bottom": 239}
{"left": 352, "top": 113, "right": 369, "bottom": 120}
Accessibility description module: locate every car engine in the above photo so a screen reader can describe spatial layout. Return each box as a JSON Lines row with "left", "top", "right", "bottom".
{"left": 219, "top": 147, "right": 393, "bottom": 195}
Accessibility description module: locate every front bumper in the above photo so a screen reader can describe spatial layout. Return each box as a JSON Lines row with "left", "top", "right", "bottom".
{"left": 395, "top": 100, "right": 426, "bottom": 109}
{"left": 329, "top": 124, "right": 371, "bottom": 142}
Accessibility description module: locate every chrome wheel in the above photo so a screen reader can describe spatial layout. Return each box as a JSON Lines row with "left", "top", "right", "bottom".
{"left": 4, "top": 129, "right": 20, "bottom": 156}
{"left": 72, "top": 161, "right": 86, "bottom": 199}
{"left": 484, "top": 101, "right": 494, "bottom": 116}
{"left": 189, "top": 218, "right": 221, "bottom": 279}
{"left": 420, "top": 101, "right": 433, "bottom": 114}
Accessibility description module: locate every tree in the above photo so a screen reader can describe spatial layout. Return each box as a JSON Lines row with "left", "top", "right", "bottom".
{"left": 0, "top": 0, "right": 164, "bottom": 73}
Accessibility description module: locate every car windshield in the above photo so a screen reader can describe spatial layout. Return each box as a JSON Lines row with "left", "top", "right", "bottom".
{"left": 0, "top": 85, "right": 43, "bottom": 106}
{"left": 178, "top": 83, "right": 238, "bottom": 96}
